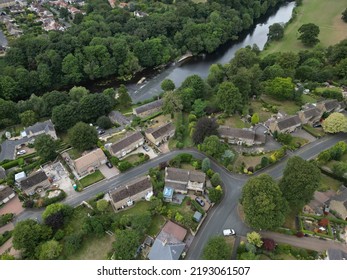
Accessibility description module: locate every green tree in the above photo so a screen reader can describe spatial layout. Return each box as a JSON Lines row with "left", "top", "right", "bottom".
{"left": 64, "top": 233, "right": 83, "bottom": 255}
{"left": 192, "top": 99, "right": 206, "bottom": 118}
{"left": 332, "top": 162, "right": 347, "bottom": 178}
{"left": 298, "top": 23, "right": 320, "bottom": 47}
{"left": 96, "top": 116, "right": 112, "bottom": 130}
{"left": 162, "top": 91, "right": 183, "bottom": 116}
{"left": 42, "top": 203, "right": 72, "bottom": 221}
{"left": 207, "top": 63, "right": 225, "bottom": 88}
{"left": 246, "top": 232, "right": 263, "bottom": 247}
{"left": 42, "top": 91, "right": 70, "bottom": 117}
{"left": 251, "top": 113, "right": 259, "bottom": 125}
{"left": 201, "top": 135, "right": 226, "bottom": 158}
{"left": 80, "top": 94, "right": 112, "bottom": 123}
{"left": 217, "top": 81, "right": 243, "bottom": 115}
{"left": 34, "top": 134, "right": 57, "bottom": 162}
{"left": 241, "top": 174, "right": 288, "bottom": 230}
{"left": 208, "top": 185, "right": 223, "bottom": 203}
{"left": 68, "top": 122, "right": 98, "bottom": 151}
{"left": 69, "top": 86, "right": 89, "bottom": 101}
{"left": 192, "top": 117, "right": 219, "bottom": 144}
{"left": 12, "top": 220, "right": 52, "bottom": 259}
{"left": 52, "top": 102, "right": 81, "bottom": 131}
{"left": 267, "top": 23, "right": 284, "bottom": 41}
{"left": 20, "top": 110, "right": 38, "bottom": 127}
{"left": 96, "top": 199, "right": 109, "bottom": 212}
{"left": 161, "top": 79, "right": 175, "bottom": 91}
{"left": 37, "top": 240, "right": 62, "bottom": 260}
{"left": 202, "top": 236, "right": 230, "bottom": 260}
{"left": 279, "top": 156, "right": 320, "bottom": 210}
{"left": 118, "top": 84, "right": 132, "bottom": 108}
{"left": 264, "top": 77, "right": 295, "bottom": 100}
{"left": 343, "top": 8, "right": 347, "bottom": 22}
{"left": 211, "top": 173, "right": 222, "bottom": 187}
{"left": 113, "top": 229, "right": 140, "bottom": 260}
{"left": 322, "top": 112, "right": 347, "bottom": 133}
{"left": 201, "top": 158, "right": 211, "bottom": 172}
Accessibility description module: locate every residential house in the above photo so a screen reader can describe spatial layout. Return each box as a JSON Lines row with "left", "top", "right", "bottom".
{"left": 298, "top": 106, "right": 322, "bottom": 125}
{"left": 0, "top": 185, "right": 15, "bottom": 205}
{"left": 109, "top": 131, "right": 144, "bottom": 158}
{"left": 20, "top": 170, "right": 50, "bottom": 196}
{"left": 148, "top": 221, "right": 187, "bottom": 260}
{"left": 328, "top": 187, "right": 347, "bottom": 220}
{"left": 108, "top": 111, "right": 131, "bottom": 126}
{"left": 20, "top": 120, "right": 58, "bottom": 140}
{"left": 218, "top": 126, "right": 266, "bottom": 146}
{"left": 133, "top": 99, "right": 163, "bottom": 118}
{"left": 316, "top": 99, "right": 345, "bottom": 113}
{"left": 326, "top": 249, "right": 347, "bottom": 260}
{"left": 165, "top": 167, "right": 206, "bottom": 194}
{"left": 145, "top": 122, "right": 175, "bottom": 146}
{"left": 71, "top": 148, "right": 107, "bottom": 177}
{"left": 0, "top": 166, "right": 6, "bottom": 180}
{"left": 268, "top": 115, "right": 301, "bottom": 134}
{"left": 14, "top": 171, "right": 26, "bottom": 184}
{"left": 109, "top": 176, "right": 153, "bottom": 210}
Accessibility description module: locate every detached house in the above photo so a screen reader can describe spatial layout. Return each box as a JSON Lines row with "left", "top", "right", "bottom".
{"left": 165, "top": 167, "right": 206, "bottom": 194}
{"left": 298, "top": 106, "right": 322, "bottom": 125}
{"left": 20, "top": 120, "right": 58, "bottom": 140}
{"left": 109, "top": 131, "right": 144, "bottom": 158}
{"left": 269, "top": 115, "right": 301, "bottom": 134}
{"left": 71, "top": 148, "right": 107, "bottom": 177}
{"left": 316, "top": 100, "right": 345, "bottom": 113}
{"left": 133, "top": 99, "right": 163, "bottom": 118}
{"left": 0, "top": 185, "right": 15, "bottom": 205}
{"left": 20, "top": 170, "right": 50, "bottom": 196}
{"left": 218, "top": 126, "right": 266, "bottom": 146}
{"left": 109, "top": 176, "right": 153, "bottom": 210}
{"left": 145, "top": 122, "right": 175, "bottom": 146}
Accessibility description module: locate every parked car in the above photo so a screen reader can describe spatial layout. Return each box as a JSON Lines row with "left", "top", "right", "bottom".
{"left": 106, "top": 162, "right": 113, "bottom": 168}
{"left": 98, "top": 130, "right": 105, "bottom": 135}
{"left": 223, "top": 229, "right": 236, "bottom": 236}
{"left": 17, "top": 150, "right": 26, "bottom": 155}
{"left": 195, "top": 197, "right": 205, "bottom": 207}
{"left": 143, "top": 145, "right": 150, "bottom": 152}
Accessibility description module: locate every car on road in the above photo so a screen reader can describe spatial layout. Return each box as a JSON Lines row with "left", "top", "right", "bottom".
{"left": 143, "top": 145, "right": 150, "bottom": 152}
{"left": 106, "top": 161, "right": 113, "bottom": 168}
{"left": 223, "top": 229, "right": 236, "bottom": 236}
{"left": 17, "top": 150, "right": 26, "bottom": 155}
{"left": 195, "top": 197, "right": 205, "bottom": 207}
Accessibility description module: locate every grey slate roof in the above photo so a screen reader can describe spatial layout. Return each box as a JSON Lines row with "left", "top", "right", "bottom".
{"left": 134, "top": 99, "right": 163, "bottom": 115}
{"left": 330, "top": 187, "right": 347, "bottom": 203}
{"left": 277, "top": 115, "right": 301, "bottom": 130}
{"left": 165, "top": 167, "right": 205, "bottom": 183}
{"left": 110, "top": 131, "right": 143, "bottom": 154}
{"left": 322, "top": 100, "right": 339, "bottom": 111}
{"left": 110, "top": 176, "right": 152, "bottom": 203}
{"left": 146, "top": 122, "right": 175, "bottom": 140}
{"left": 24, "top": 120, "right": 55, "bottom": 136}
{"left": 327, "top": 249, "right": 347, "bottom": 260}
{"left": 303, "top": 107, "right": 321, "bottom": 119}
{"left": 0, "top": 185, "right": 14, "bottom": 201}
{"left": 20, "top": 171, "right": 48, "bottom": 190}
{"left": 108, "top": 111, "right": 131, "bottom": 126}
{"left": 218, "top": 126, "right": 255, "bottom": 141}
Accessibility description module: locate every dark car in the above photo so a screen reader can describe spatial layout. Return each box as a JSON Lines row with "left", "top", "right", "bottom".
{"left": 106, "top": 162, "right": 113, "bottom": 168}
{"left": 195, "top": 197, "right": 205, "bottom": 207}
{"left": 98, "top": 130, "right": 105, "bottom": 135}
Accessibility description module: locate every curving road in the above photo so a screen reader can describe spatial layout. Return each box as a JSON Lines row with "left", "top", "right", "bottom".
{"left": 16, "top": 132, "right": 347, "bottom": 259}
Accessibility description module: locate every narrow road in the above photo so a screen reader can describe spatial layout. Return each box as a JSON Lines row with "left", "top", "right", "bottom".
{"left": 15, "top": 132, "right": 347, "bottom": 259}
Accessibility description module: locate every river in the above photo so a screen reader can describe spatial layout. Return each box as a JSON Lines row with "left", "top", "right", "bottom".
{"left": 0, "top": 30, "right": 8, "bottom": 47}
{"left": 128, "top": 1, "right": 296, "bottom": 103}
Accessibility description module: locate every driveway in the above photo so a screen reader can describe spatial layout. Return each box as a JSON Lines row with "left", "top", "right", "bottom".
{"left": 99, "top": 164, "right": 119, "bottom": 179}
{"left": 0, "top": 195, "right": 24, "bottom": 216}
{"left": 127, "top": 145, "right": 158, "bottom": 159}
{"left": 0, "top": 137, "right": 31, "bottom": 162}
{"left": 292, "top": 127, "right": 316, "bottom": 143}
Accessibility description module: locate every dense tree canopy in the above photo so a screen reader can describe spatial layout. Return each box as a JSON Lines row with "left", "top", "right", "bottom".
{"left": 241, "top": 174, "right": 288, "bottom": 230}
{"left": 267, "top": 23, "right": 284, "bottom": 41}
{"left": 68, "top": 122, "right": 98, "bottom": 151}
{"left": 298, "top": 23, "right": 320, "bottom": 47}
{"left": 279, "top": 156, "right": 320, "bottom": 210}
{"left": 34, "top": 134, "right": 57, "bottom": 162}
{"left": 216, "top": 81, "right": 243, "bottom": 115}
{"left": 192, "top": 117, "right": 218, "bottom": 144}
{"left": 322, "top": 112, "right": 347, "bottom": 133}
{"left": 202, "top": 236, "right": 230, "bottom": 260}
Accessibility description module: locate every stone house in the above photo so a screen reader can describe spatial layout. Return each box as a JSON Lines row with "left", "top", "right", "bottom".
{"left": 165, "top": 167, "right": 206, "bottom": 194}
{"left": 0, "top": 185, "right": 15, "bottom": 205}
{"left": 20, "top": 170, "right": 50, "bottom": 196}
{"left": 109, "top": 131, "right": 144, "bottom": 158}
{"left": 133, "top": 99, "right": 163, "bottom": 118}
{"left": 218, "top": 126, "right": 266, "bottom": 146}
{"left": 71, "top": 148, "right": 107, "bottom": 177}
{"left": 109, "top": 176, "right": 153, "bottom": 210}
{"left": 298, "top": 106, "right": 322, "bottom": 125}
{"left": 20, "top": 120, "right": 58, "bottom": 140}
{"left": 316, "top": 100, "right": 345, "bottom": 113}
{"left": 269, "top": 115, "right": 301, "bottom": 134}
{"left": 145, "top": 122, "right": 175, "bottom": 146}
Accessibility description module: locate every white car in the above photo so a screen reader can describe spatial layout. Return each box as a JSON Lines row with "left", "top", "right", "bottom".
{"left": 223, "top": 229, "right": 236, "bottom": 236}
{"left": 17, "top": 150, "right": 26, "bottom": 155}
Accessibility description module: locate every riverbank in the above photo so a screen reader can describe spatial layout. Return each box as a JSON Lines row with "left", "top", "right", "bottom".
{"left": 262, "top": 0, "right": 347, "bottom": 55}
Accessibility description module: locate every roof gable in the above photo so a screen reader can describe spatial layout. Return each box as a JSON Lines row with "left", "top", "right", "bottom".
{"left": 20, "top": 171, "right": 48, "bottom": 190}
{"left": 146, "top": 122, "right": 175, "bottom": 140}
{"left": 277, "top": 115, "right": 301, "bottom": 130}
{"left": 110, "top": 132, "right": 143, "bottom": 154}
{"left": 134, "top": 99, "right": 163, "bottom": 114}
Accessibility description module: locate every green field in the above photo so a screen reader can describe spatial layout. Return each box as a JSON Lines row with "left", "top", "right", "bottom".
{"left": 263, "top": 0, "right": 347, "bottom": 55}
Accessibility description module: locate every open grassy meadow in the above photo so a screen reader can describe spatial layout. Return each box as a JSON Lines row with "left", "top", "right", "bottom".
{"left": 263, "top": 0, "right": 347, "bottom": 55}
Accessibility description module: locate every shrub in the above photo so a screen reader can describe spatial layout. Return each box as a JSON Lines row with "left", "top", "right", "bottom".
{"left": 118, "top": 161, "right": 133, "bottom": 172}
{"left": 262, "top": 238, "right": 275, "bottom": 251}
{"left": 110, "top": 156, "right": 119, "bottom": 166}
{"left": 206, "top": 169, "right": 215, "bottom": 178}
{"left": 210, "top": 173, "right": 222, "bottom": 187}
{"left": 176, "top": 142, "right": 184, "bottom": 149}
{"left": 0, "top": 213, "right": 14, "bottom": 227}
{"left": 261, "top": 157, "right": 269, "bottom": 167}
{"left": 319, "top": 218, "right": 329, "bottom": 227}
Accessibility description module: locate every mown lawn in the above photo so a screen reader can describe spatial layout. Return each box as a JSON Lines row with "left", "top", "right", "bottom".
{"left": 261, "top": 95, "right": 300, "bottom": 115}
{"left": 263, "top": 0, "right": 347, "bottom": 55}
{"left": 79, "top": 170, "right": 105, "bottom": 188}
{"left": 68, "top": 148, "right": 83, "bottom": 160}
{"left": 318, "top": 173, "right": 343, "bottom": 192}
{"left": 123, "top": 153, "right": 142, "bottom": 164}
{"left": 224, "top": 115, "right": 251, "bottom": 129}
